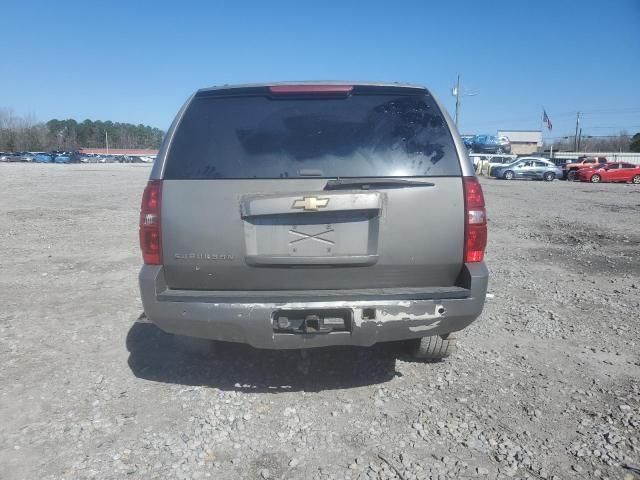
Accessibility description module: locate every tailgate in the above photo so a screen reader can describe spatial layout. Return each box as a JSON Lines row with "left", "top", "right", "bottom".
{"left": 161, "top": 178, "right": 464, "bottom": 290}
{"left": 156, "top": 84, "right": 467, "bottom": 291}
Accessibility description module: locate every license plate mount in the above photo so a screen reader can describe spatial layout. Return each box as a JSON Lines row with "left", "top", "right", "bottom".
{"left": 272, "top": 308, "right": 353, "bottom": 334}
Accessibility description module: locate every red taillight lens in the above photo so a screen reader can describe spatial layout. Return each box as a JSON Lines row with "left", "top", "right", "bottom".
{"left": 463, "top": 177, "right": 487, "bottom": 263}
{"left": 268, "top": 85, "right": 353, "bottom": 95}
{"left": 139, "top": 180, "right": 162, "bottom": 265}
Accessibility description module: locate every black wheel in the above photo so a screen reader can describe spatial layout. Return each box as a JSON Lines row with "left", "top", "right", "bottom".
{"left": 590, "top": 174, "right": 601, "bottom": 183}
{"left": 567, "top": 170, "right": 577, "bottom": 181}
{"left": 496, "top": 147, "right": 504, "bottom": 154}
{"left": 543, "top": 172, "right": 555, "bottom": 182}
{"left": 632, "top": 175, "right": 640, "bottom": 184}
{"left": 503, "top": 170, "right": 514, "bottom": 180}
{"left": 406, "top": 334, "right": 456, "bottom": 361}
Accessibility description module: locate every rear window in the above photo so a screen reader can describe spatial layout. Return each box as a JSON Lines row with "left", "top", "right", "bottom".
{"left": 164, "top": 89, "right": 461, "bottom": 179}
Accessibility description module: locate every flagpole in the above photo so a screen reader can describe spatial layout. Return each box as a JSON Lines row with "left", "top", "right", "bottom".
{"left": 541, "top": 107, "right": 545, "bottom": 154}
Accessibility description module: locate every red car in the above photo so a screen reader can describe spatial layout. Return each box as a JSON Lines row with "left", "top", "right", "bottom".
{"left": 578, "top": 162, "right": 640, "bottom": 184}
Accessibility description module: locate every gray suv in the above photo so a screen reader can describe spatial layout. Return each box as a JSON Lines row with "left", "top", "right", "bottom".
{"left": 139, "top": 82, "right": 488, "bottom": 360}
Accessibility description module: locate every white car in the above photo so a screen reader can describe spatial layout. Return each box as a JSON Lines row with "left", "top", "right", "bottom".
{"left": 469, "top": 154, "right": 517, "bottom": 176}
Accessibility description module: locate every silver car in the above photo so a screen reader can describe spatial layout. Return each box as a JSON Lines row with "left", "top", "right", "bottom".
{"left": 492, "top": 157, "right": 562, "bottom": 181}
{"left": 138, "top": 82, "right": 489, "bottom": 360}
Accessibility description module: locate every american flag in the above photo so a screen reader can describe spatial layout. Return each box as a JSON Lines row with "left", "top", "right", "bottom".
{"left": 543, "top": 110, "right": 553, "bottom": 131}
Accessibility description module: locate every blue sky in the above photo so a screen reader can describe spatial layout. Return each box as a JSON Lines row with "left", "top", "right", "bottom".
{"left": 2, "top": 0, "right": 639, "bottom": 140}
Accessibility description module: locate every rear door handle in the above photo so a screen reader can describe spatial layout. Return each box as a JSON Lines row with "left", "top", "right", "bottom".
{"left": 240, "top": 192, "right": 382, "bottom": 218}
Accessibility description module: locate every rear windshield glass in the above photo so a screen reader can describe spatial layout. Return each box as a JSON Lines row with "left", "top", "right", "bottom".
{"left": 164, "top": 91, "right": 461, "bottom": 179}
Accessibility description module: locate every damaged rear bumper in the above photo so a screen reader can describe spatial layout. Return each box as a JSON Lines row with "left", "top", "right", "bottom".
{"left": 139, "top": 264, "right": 488, "bottom": 349}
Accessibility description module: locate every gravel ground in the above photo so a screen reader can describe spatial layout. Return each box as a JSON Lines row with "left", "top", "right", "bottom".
{"left": 0, "top": 163, "right": 639, "bottom": 480}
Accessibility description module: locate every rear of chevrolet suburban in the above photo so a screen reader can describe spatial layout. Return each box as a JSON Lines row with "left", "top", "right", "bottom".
{"left": 139, "top": 83, "right": 488, "bottom": 359}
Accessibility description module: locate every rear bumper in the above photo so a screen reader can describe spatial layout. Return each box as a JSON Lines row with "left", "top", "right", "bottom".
{"left": 139, "top": 263, "right": 488, "bottom": 349}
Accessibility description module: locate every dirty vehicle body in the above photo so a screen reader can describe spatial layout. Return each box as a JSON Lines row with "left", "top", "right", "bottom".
{"left": 139, "top": 82, "right": 489, "bottom": 357}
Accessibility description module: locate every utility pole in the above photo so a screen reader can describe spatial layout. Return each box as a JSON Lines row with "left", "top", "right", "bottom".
{"left": 454, "top": 74, "right": 461, "bottom": 127}
{"left": 577, "top": 127, "right": 582, "bottom": 151}
{"left": 451, "top": 74, "right": 477, "bottom": 129}
{"left": 105, "top": 131, "right": 109, "bottom": 155}
{"left": 574, "top": 112, "right": 581, "bottom": 151}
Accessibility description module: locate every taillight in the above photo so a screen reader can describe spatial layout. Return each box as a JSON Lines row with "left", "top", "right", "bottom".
{"left": 139, "top": 180, "right": 162, "bottom": 265}
{"left": 268, "top": 85, "right": 353, "bottom": 96}
{"left": 463, "top": 177, "right": 487, "bottom": 263}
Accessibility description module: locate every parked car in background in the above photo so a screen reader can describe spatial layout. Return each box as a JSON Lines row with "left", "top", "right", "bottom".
{"left": 53, "top": 154, "right": 71, "bottom": 163}
{"left": 497, "top": 136, "right": 511, "bottom": 152}
{"left": 577, "top": 162, "right": 640, "bottom": 184}
{"left": 138, "top": 81, "right": 489, "bottom": 361}
{"left": 19, "top": 153, "right": 36, "bottom": 162}
{"left": 484, "top": 154, "right": 518, "bottom": 176}
{"left": 78, "top": 154, "right": 106, "bottom": 163}
{"left": 469, "top": 135, "right": 511, "bottom": 154}
{"left": 461, "top": 135, "right": 475, "bottom": 150}
{"left": 0, "top": 152, "right": 23, "bottom": 162}
{"left": 492, "top": 157, "right": 562, "bottom": 181}
{"left": 35, "top": 154, "right": 53, "bottom": 163}
{"left": 551, "top": 158, "right": 575, "bottom": 169}
{"left": 563, "top": 156, "right": 608, "bottom": 180}
{"left": 467, "top": 154, "right": 517, "bottom": 176}
{"left": 468, "top": 154, "right": 482, "bottom": 171}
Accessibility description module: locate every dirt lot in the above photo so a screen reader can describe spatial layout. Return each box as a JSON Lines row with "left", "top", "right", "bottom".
{"left": 0, "top": 164, "right": 638, "bottom": 480}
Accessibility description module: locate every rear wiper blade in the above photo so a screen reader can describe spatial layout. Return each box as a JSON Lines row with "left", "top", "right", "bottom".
{"left": 324, "top": 178, "right": 435, "bottom": 190}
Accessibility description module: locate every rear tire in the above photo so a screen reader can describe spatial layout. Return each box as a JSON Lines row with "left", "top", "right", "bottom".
{"left": 543, "top": 172, "right": 555, "bottom": 182}
{"left": 632, "top": 174, "right": 640, "bottom": 184}
{"left": 567, "top": 170, "right": 577, "bottom": 181}
{"left": 591, "top": 174, "right": 601, "bottom": 183}
{"left": 407, "top": 334, "right": 456, "bottom": 361}
{"left": 503, "top": 170, "right": 514, "bottom": 180}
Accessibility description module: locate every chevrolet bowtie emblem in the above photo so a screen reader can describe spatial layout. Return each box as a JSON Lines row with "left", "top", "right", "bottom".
{"left": 292, "top": 196, "right": 330, "bottom": 211}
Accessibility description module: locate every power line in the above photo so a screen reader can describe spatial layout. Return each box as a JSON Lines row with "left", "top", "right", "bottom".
{"left": 463, "top": 107, "right": 640, "bottom": 129}
{"left": 585, "top": 134, "right": 634, "bottom": 138}
{"left": 580, "top": 108, "right": 640, "bottom": 115}
{"left": 582, "top": 125, "right": 640, "bottom": 129}
{"left": 545, "top": 134, "right": 634, "bottom": 139}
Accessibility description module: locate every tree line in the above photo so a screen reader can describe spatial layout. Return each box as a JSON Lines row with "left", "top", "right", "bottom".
{"left": 3, "top": 106, "right": 638, "bottom": 154}
{"left": 0, "top": 108, "right": 164, "bottom": 152}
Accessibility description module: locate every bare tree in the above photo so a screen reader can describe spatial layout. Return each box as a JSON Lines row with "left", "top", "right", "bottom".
{"left": 548, "top": 131, "right": 633, "bottom": 153}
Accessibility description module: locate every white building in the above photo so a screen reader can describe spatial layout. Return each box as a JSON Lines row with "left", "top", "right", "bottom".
{"left": 498, "top": 130, "right": 543, "bottom": 155}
